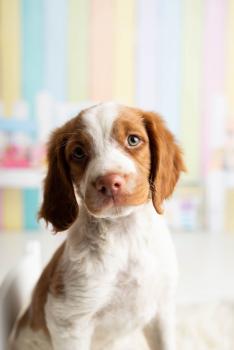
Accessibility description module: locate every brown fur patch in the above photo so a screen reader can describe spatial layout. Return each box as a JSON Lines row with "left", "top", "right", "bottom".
{"left": 111, "top": 108, "right": 151, "bottom": 206}
{"left": 112, "top": 107, "right": 186, "bottom": 213}
{"left": 15, "top": 242, "right": 66, "bottom": 339}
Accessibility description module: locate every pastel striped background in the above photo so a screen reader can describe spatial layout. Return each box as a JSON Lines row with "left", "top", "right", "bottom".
{"left": 0, "top": 0, "right": 233, "bottom": 231}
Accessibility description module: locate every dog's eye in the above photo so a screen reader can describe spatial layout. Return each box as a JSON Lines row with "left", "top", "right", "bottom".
{"left": 127, "top": 135, "right": 141, "bottom": 147}
{"left": 72, "top": 146, "right": 86, "bottom": 160}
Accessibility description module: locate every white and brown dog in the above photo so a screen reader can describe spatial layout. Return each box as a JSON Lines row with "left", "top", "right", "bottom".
{"left": 12, "top": 102, "right": 185, "bottom": 350}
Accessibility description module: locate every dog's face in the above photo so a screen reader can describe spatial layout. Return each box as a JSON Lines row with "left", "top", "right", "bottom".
{"left": 39, "top": 103, "right": 185, "bottom": 232}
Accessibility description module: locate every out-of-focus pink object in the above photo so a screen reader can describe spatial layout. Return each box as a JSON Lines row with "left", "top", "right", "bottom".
{"left": 1, "top": 145, "right": 30, "bottom": 168}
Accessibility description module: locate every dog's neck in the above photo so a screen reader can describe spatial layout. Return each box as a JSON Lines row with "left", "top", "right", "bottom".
{"left": 66, "top": 201, "right": 156, "bottom": 258}
{"left": 80, "top": 202, "right": 152, "bottom": 230}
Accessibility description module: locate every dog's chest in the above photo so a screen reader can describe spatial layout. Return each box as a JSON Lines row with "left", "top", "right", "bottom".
{"left": 66, "top": 208, "right": 176, "bottom": 347}
{"left": 94, "top": 244, "right": 159, "bottom": 341}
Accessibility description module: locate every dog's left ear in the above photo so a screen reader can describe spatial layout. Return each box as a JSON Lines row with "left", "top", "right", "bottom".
{"left": 143, "top": 111, "right": 186, "bottom": 214}
{"left": 38, "top": 127, "right": 78, "bottom": 233}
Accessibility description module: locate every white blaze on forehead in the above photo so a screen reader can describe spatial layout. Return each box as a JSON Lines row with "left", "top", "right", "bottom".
{"left": 81, "top": 102, "right": 121, "bottom": 152}
{"left": 88, "top": 142, "right": 136, "bottom": 177}
{"left": 78, "top": 103, "right": 137, "bottom": 195}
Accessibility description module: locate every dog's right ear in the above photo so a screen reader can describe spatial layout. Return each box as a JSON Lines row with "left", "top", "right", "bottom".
{"left": 38, "top": 127, "right": 78, "bottom": 233}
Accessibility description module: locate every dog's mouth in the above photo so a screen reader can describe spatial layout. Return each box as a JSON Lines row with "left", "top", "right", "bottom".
{"left": 84, "top": 188, "right": 150, "bottom": 219}
{"left": 85, "top": 201, "right": 136, "bottom": 219}
{"left": 102, "top": 192, "right": 128, "bottom": 206}
{"left": 85, "top": 192, "right": 129, "bottom": 215}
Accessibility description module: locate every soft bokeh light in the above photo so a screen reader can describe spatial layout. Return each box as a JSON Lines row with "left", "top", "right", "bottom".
{"left": 0, "top": 0, "right": 233, "bottom": 233}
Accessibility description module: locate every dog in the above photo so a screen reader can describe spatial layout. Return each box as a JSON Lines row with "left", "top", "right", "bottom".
{"left": 11, "top": 102, "right": 185, "bottom": 350}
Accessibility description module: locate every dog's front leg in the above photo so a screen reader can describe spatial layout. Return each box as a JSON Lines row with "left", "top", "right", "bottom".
{"left": 45, "top": 296, "right": 94, "bottom": 350}
{"left": 48, "top": 321, "right": 93, "bottom": 350}
{"left": 143, "top": 301, "right": 176, "bottom": 350}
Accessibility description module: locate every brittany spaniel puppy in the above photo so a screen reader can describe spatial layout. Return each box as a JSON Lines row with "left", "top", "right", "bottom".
{"left": 12, "top": 102, "right": 185, "bottom": 350}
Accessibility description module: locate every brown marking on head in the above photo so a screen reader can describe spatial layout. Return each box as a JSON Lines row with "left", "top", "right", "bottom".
{"left": 142, "top": 110, "right": 186, "bottom": 213}
{"left": 111, "top": 108, "right": 151, "bottom": 206}
{"left": 15, "top": 243, "right": 65, "bottom": 339}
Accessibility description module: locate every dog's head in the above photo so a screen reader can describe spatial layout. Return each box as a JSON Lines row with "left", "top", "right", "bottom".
{"left": 39, "top": 103, "right": 186, "bottom": 232}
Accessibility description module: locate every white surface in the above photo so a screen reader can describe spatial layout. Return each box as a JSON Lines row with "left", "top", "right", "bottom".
{"left": 176, "top": 300, "right": 234, "bottom": 349}
{"left": 0, "top": 231, "right": 234, "bottom": 304}
{"left": 0, "top": 169, "right": 44, "bottom": 188}
{"left": 174, "top": 232, "right": 234, "bottom": 303}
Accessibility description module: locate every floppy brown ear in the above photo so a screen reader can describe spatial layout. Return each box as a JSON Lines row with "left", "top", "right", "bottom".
{"left": 143, "top": 111, "right": 186, "bottom": 214}
{"left": 38, "top": 128, "right": 78, "bottom": 232}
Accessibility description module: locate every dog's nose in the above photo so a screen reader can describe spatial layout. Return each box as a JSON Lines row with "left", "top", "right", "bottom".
{"left": 95, "top": 174, "right": 125, "bottom": 196}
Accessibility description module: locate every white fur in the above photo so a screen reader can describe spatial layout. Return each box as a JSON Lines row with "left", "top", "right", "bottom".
{"left": 12, "top": 103, "right": 178, "bottom": 350}
{"left": 82, "top": 102, "right": 121, "bottom": 150}
{"left": 13, "top": 204, "right": 177, "bottom": 350}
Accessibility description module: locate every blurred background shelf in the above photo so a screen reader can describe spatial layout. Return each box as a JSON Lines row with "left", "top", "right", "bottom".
{"left": 0, "top": 168, "right": 44, "bottom": 188}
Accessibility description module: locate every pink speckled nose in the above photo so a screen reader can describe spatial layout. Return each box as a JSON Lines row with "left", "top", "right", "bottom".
{"left": 95, "top": 174, "right": 125, "bottom": 197}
